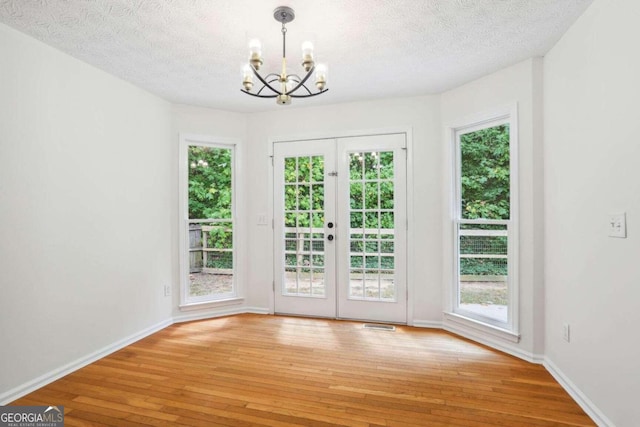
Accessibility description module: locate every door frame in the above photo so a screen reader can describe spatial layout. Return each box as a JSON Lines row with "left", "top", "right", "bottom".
{"left": 267, "top": 127, "right": 415, "bottom": 325}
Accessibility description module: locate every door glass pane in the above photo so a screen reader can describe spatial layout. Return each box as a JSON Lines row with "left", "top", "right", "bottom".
{"left": 282, "top": 155, "right": 326, "bottom": 297}
{"left": 187, "top": 146, "right": 234, "bottom": 300}
{"left": 348, "top": 151, "right": 396, "bottom": 301}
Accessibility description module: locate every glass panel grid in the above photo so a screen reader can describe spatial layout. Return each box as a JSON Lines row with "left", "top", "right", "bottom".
{"left": 348, "top": 150, "right": 396, "bottom": 302}
{"left": 283, "top": 155, "right": 326, "bottom": 298}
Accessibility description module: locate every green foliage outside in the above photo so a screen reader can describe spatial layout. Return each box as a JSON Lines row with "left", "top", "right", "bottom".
{"left": 188, "top": 146, "right": 233, "bottom": 268}
{"left": 460, "top": 124, "right": 510, "bottom": 220}
{"left": 188, "top": 146, "right": 232, "bottom": 220}
{"left": 460, "top": 125, "right": 510, "bottom": 276}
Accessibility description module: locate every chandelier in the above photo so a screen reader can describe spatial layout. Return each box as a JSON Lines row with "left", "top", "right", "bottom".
{"left": 241, "top": 6, "right": 328, "bottom": 105}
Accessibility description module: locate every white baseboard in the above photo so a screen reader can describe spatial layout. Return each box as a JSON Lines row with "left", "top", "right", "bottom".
{"left": 173, "top": 305, "right": 249, "bottom": 323}
{"left": 412, "top": 319, "right": 443, "bottom": 328}
{"left": 244, "top": 306, "right": 270, "bottom": 315}
{"left": 442, "top": 322, "right": 543, "bottom": 364}
{"left": 172, "top": 306, "right": 270, "bottom": 323}
{"left": 0, "top": 318, "right": 172, "bottom": 405}
{"left": 543, "top": 358, "right": 614, "bottom": 427}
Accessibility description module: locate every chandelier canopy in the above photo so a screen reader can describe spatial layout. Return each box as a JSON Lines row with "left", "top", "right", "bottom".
{"left": 241, "top": 6, "right": 328, "bottom": 105}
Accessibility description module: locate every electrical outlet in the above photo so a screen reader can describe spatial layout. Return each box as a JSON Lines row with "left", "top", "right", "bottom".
{"left": 257, "top": 213, "right": 268, "bottom": 226}
{"left": 164, "top": 284, "right": 172, "bottom": 297}
{"left": 563, "top": 323, "right": 570, "bottom": 342}
{"left": 608, "top": 213, "right": 627, "bottom": 238}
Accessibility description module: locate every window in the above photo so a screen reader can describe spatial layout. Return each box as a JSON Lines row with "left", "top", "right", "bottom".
{"left": 180, "top": 137, "right": 237, "bottom": 306}
{"left": 453, "top": 115, "right": 517, "bottom": 331}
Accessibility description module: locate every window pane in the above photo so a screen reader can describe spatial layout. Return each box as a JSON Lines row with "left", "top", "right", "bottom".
{"left": 188, "top": 221, "right": 234, "bottom": 298}
{"left": 458, "top": 223, "right": 508, "bottom": 323}
{"left": 187, "top": 144, "right": 234, "bottom": 302}
{"left": 460, "top": 124, "right": 510, "bottom": 220}
{"left": 188, "top": 146, "right": 232, "bottom": 220}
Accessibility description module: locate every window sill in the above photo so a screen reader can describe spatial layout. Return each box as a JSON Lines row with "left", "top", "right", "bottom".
{"left": 444, "top": 312, "right": 520, "bottom": 343}
{"left": 179, "top": 297, "right": 244, "bottom": 312}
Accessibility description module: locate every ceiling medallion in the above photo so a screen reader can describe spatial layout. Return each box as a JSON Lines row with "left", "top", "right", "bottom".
{"left": 241, "top": 6, "right": 328, "bottom": 105}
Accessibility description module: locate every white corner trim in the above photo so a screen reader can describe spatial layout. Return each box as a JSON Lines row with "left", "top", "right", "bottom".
{"left": 173, "top": 305, "right": 248, "bottom": 323}
{"left": 442, "top": 313, "right": 544, "bottom": 364}
{"left": 172, "top": 305, "right": 269, "bottom": 323}
{"left": 443, "top": 323, "right": 542, "bottom": 363}
{"left": 543, "top": 358, "right": 614, "bottom": 427}
{"left": 178, "top": 297, "right": 244, "bottom": 312}
{"left": 0, "top": 318, "right": 172, "bottom": 405}
{"left": 412, "top": 319, "right": 443, "bottom": 329}
{"left": 444, "top": 312, "right": 520, "bottom": 343}
{"left": 244, "top": 307, "right": 270, "bottom": 315}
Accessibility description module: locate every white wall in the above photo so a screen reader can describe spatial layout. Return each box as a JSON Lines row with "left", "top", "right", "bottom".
{"left": 544, "top": 0, "right": 640, "bottom": 424}
{"left": 440, "top": 58, "right": 546, "bottom": 359}
{"left": 242, "top": 96, "right": 443, "bottom": 322}
{"left": 0, "top": 23, "right": 173, "bottom": 399}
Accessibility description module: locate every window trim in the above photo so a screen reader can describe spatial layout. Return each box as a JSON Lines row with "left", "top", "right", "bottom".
{"left": 178, "top": 134, "right": 241, "bottom": 308}
{"left": 447, "top": 105, "right": 519, "bottom": 336}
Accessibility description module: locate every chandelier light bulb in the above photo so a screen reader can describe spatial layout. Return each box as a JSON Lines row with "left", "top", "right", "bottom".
{"left": 248, "top": 39, "right": 262, "bottom": 55}
{"left": 301, "top": 41, "right": 314, "bottom": 72}
{"left": 315, "top": 63, "right": 328, "bottom": 91}
{"left": 248, "top": 39, "right": 263, "bottom": 70}
{"left": 242, "top": 64, "right": 254, "bottom": 91}
{"left": 302, "top": 41, "right": 314, "bottom": 56}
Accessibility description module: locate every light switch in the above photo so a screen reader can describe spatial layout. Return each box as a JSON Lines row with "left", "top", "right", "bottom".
{"left": 608, "top": 213, "right": 627, "bottom": 238}
{"left": 257, "top": 213, "right": 268, "bottom": 226}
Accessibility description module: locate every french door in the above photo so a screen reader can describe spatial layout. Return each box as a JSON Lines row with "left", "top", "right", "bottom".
{"left": 273, "top": 133, "right": 407, "bottom": 323}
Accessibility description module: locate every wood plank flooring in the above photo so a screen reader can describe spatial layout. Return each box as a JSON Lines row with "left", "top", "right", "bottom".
{"left": 11, "top": 314, "right": 595, "bottom": 426}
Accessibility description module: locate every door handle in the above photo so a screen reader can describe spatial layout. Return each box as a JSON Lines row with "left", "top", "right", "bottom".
{"left": 327, "top": 234, "right": 334, "bottom": 241}
{"left": 327, "top": 222, "right": 334, "bottom": 229}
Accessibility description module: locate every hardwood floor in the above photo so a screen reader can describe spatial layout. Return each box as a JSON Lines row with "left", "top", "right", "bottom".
{"left": 11, "top": 314, "right": 595, "bottom": 426}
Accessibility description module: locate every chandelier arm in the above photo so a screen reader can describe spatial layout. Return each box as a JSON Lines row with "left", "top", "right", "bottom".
{"left": 251, "top": 65, "right": 282, "bottom": 95}
{"left": 256, "top": 78, "right": 281, "bottom": 96}
{"left": 290, "top": 82, "right": 313, "bottom": 96}
{"left": 287, "top": 65, "right": 315, "bottom": 96}
{"left": 289, "top": 88, "right": 329, "bottom": 99}
{"left": 240, "top": 89, "right": 278, "bottom": 99}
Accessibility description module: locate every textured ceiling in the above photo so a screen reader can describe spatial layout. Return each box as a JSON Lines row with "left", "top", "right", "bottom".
{"left": 0, "top": 0, "right": 594, "bottom": 113}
